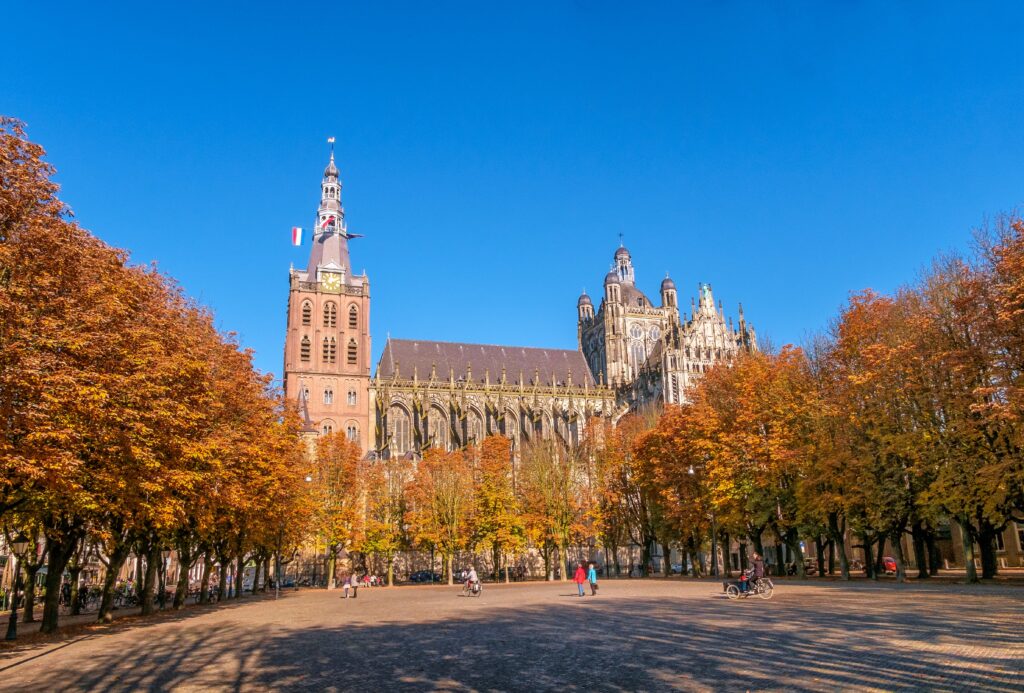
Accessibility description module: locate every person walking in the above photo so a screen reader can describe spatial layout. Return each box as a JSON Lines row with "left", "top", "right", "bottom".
{"left": 573, "top": 564, "right": 587, "bottom": 597}
{"left": 587, "top": 562, "right": 598, "bottom": 596}
{"left": 342, "top": 574, "right": 352, "bottom": 599}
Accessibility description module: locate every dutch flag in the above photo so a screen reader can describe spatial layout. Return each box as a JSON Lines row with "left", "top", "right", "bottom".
{"left": 291, "top": 227, "right": 303, "bottom": 246}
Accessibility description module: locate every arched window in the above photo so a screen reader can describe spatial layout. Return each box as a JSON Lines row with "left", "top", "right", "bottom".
{"left": 323, "top": 302, "right": 337, "bottom": 328}
{"left": 346, "top": 424, "right": 358, "bottom": 441}
{"left": 630, "top": 342, "right": 646, "bottom": 369}
{"left": 302, "top": 385, "right": 310, "bottom": 401}
{"left": 300, "top": 336, "right": 311, "bottom": 361}
{"left": 468, "top": 411, "right": 483, "bottom": 445}
{"left": 301, "top": 301, "right": 312, "bottom": 326}
{"left": 428, "top": 406, "right": 448, "bottom": 450}
{"left": 389, "top": 406, "right": 410, "bottom": 453}
{"left": 323, "top": 337, "right": 336, "bottom": 363}
{"left": 347, "top": 389, "right": 357, "bottom": 406}
{"left": 324, "top": 389, "right": 333, "bottom": 405}
{"left": 348, "top": 305, "right": 358, "bottom": 329}
{"left": 347, "top": 339, "right": 357, "bottom": 365}
{"left": 322, "top": 422, "right": 334, "bottom": 435}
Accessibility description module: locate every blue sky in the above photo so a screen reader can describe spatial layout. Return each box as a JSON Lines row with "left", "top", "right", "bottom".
{"left": 4, "top": 2, "right": 1023, "bottom": 383}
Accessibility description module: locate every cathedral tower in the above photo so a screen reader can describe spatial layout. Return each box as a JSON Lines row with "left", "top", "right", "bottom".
{"left": 283, "top": 148, "right": 372, "bottom": 452}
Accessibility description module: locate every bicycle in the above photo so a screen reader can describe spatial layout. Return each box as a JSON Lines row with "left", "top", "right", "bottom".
{"left": 724, "top": 577, "right": 774, "bottom": 600}
{"left": 461, "top": 581, "right": 482, "bottom": 597}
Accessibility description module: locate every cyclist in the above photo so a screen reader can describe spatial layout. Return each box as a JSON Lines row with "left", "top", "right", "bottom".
{"left": 465, "top": 566, "right": 479, "bottom": 592}
{"left": 741, "top": 552, "right": 765, "bottom": 593}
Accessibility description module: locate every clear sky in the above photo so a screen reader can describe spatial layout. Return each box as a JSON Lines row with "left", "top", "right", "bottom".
{"left": 4, "top": 2, "right": 1023, "bottom": 383}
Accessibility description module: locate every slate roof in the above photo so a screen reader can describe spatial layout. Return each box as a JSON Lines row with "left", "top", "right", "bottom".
{"left": 377, "top": 338, "right": 597, "bottom": 387}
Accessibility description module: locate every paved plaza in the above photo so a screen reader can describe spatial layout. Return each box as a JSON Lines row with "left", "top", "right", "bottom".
{"left": 0, "top": 579, "right": 1021, "bottom": 692}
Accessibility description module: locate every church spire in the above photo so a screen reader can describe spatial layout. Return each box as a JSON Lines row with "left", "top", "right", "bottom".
{"left": 304, "top": 140, "right": 353, "bottom": 280}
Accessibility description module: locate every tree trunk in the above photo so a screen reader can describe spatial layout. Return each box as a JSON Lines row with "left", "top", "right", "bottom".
{"left": 41, "top": 523, "right": 84, "bottom": 633}
{"left": 722, "top": 533, "right": 732, "bottom": 578}
{"left": 926, "top": 532, "right": 941, "bottom": 576}
{"left": 748, "top": 526, "right": 765, "bottom": 558}
{"left": 140, "top": 543, "right": 160, "bottom": 616}
{"left": 773, "top": 543, "right": 785, "bottom": 578}
{"left": 957, "top": 518, "right": 979, "bottom": 583}
{"left": 891, "top": 528, "right": 907, "bottom": 584}
{"left": 814, "top": 536, "right": 825, "bottom": 578}
{"left": 326, "top": 547, "right": 337, "bottom": 590}
{"left": 235, "top": 554, "right": 247, "bottom": 599}
{"left": 874, "top": 535, "right": 887, "bottom": 576}
{"left": 199, "top": 553, "right": 213, "bottom": 604}
{"left": 558, "top": 539, "right": 568, "bottom": 581}
{"left": 217, "top": 561, "right": 228, "bottom": 602}
{"left": 98, "top": 541, "right": 131, "bottom": 623}
{"left": 68, "top": 567, "right": 83, "bottom": 616}
{"left": 738, "top": 542, "right": 748, "bottom": 572}
{"left": 21, "top": 564, "right": 39, "bottom": 623}
{"left": 661, "top": 542, "right": 672, "bottom": 577}
{"left": 862, "top": 534, "right": 876, "bottom": 579}
{"left": 828, "top": 512, "right": 849, "bottom": 580}
{"left": 784, "top": 529, "right": 806, "bottom": 578}
{"left": 911, "top": 521, "right": 929, "bottom": 579}
{"left": 446, "top": 553, "right": 454, "bottom": 585}
{"left": 827, "top": 540, "right": 835, "bottom": 575}
{"left": 978, "top": 524, "right": 999, "bottom": 579}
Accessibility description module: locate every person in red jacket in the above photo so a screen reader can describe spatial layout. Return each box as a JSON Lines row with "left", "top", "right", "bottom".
{"left": 573, "top": 564, "right": 587, "bottom": 597}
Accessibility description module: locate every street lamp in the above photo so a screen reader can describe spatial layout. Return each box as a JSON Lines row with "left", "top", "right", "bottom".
{"left": 5, "top": 532, "right": 30, "bottom": 641}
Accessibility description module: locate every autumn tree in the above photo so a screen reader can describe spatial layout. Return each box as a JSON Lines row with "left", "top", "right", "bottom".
{"left": 405, "top": 448, "right": 475, "bottom": 584}
{"left": 469, "top": 435, "right": 524, "bottom": 581}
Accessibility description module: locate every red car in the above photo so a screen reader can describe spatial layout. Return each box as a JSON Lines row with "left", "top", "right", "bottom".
{"left": 882, "top": 557, "right": 897, "bottom": 574}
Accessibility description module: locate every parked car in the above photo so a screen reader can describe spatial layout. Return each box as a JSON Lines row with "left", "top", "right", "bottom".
{"left": 408, "top": 570, "right": 442, "bottom": 583}
{"left": 882, "top": 557, "right": 897, "bottom": 575}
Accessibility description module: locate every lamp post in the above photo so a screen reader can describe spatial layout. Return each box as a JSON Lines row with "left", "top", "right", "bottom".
{"left": 5, "top": 532, "right": 30, "bottom": 641}
{"left": 689, "top": 464, "right": 718, "bottom": 577}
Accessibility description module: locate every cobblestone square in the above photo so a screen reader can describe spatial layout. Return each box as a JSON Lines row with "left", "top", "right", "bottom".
{"left": 1, "top": 579, "right": 1020, "bottom": 692}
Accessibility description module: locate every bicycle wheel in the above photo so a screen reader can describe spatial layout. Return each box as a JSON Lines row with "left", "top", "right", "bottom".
{"left": 758, "top": 580, "right": 774, "bottom": 600}
{"left": 473, "top": 585, "right": 482, "bottom": 597}
{"left": 725, "top": 584, "right": 740, "bottom": 600}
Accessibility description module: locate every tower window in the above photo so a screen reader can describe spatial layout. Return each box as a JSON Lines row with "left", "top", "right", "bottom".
{"left": 347, "top": 339, "right": 357, "bottom": 365}
{"left": 300, "top": 336, "right": 311, "bottom": 361}
{"left": 301, "top": 301, "right": 312, "bottom": 326}
{"left": 348, "top": 305, "right": 358, "bottom": 329}
{"left": 323, "top": 337, "right": 337, "bottom": 363}
{"left": 324, "top": 302, "right": 337, "bottom": 328}
{"left": 346, "top": 424, "right": 358, "bottom": 442}
{"left": 324, "top": 389, "right": 334, "bottom": 405}
{"left": 322, "top": 423, "right": 333, "bottom": 435}
{"left": 347, "top": 389, "right": 357, "bottom": 406}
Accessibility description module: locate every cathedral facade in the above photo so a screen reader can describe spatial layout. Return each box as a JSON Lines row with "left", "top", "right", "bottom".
{"left": 282, "top": 156, "right": 755, "bottom": 458}
{"left": 578, "top": 245, "right": 757, "bottom": 408}
{"left": 282, "top": 152, "right": 372, "bottom": 452}
{"left": 369, "top": 340, "right": 614, "bottom": 459}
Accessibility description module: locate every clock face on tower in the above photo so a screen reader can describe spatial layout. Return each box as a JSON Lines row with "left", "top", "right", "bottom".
{"left": 321, "top": 272, "right": 341, "bottom": 291}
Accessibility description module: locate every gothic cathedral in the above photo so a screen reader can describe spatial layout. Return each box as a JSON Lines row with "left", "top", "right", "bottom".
{"left": 282, "top": 151, "right": 372, "bottom": 452}
{"left": 578, "top": 245, "right": 757, "bottom": 408}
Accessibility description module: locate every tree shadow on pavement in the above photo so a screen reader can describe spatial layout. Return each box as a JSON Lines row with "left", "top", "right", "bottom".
{"left": 4, "top": 587, "right": 1022, "bottom": 692}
